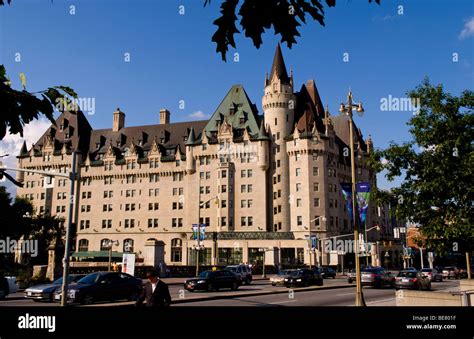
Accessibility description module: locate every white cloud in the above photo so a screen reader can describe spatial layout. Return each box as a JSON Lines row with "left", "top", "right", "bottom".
{"left": 459, "top": 17, "right": 474, "bottom": 40}
{"left": 188, "top": 110, "right": 209, "bottom": 119}
{"left": 0, "top": 118, "right": 50, "bottom": 196}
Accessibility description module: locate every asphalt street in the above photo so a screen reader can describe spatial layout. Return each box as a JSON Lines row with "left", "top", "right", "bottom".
{"left": 0, "top": 278, "right": 460, "bottom": 307}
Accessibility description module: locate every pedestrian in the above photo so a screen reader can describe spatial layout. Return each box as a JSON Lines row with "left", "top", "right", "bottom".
{"left": 136, "top": 269, "right": 171, "bottom": 309}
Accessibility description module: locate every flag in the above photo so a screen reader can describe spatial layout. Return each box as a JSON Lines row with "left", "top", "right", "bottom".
{"left": 192, "top": 224, "right": 199, "bottom": 241}
{"left": 356, "top": 182, "right": 371, "bottom": 228}
{"left": 340, "top": 183, "right": 353, "bottom": 221}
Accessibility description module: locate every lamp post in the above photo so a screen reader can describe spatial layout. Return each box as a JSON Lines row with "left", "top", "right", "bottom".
{"left": 307, "top": 216, "right": 326, "bottom": 268}
{"left": 339, "top": 90, "right": 366, "bottom": 307}
{"left": 364, "top": 225, "right": 381, "bottom": 266}
{"left": 102, "top": 239, "right": 119, "bottom": 271}
{"left": 195, "top": 194, "right": 219, "bottom": 277}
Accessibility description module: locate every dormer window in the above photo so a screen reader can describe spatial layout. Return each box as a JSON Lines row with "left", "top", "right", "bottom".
{"left": 65, "top": 132, "right": 69, "bottom": 139}
{"left": 138, "top": 139, "right": 143, "bottom": 146}
{"left": 240, "top": 117, "right": 245, "bottom": 124}
{"left": 160, "top": 137, "right": 165, "bottom": 143}
{"left": 95, "top": 143, "right": 100, "bottom": 149}
{"left": 229, "top": 107, "right": 234, "bottom": 115}
{"left": 183, "top": 136, "right": 188, "bottom": 142}
{"left": 59, "top": 124, "right": 64, "bottom": 131}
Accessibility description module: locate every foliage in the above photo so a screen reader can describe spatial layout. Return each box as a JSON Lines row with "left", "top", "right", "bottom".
{"left": 204, "top": 0, "right": 380, "bottom": 61}
{"left": 368, "top": 78, "right": 474, "bottom": 255}
{"left": 0, "top": 65, "right": 77, "bottom": 140}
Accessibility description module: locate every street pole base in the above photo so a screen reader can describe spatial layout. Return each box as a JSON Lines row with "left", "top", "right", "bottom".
{"left": 355, "top": 292, "right": 366, "bottom": 307}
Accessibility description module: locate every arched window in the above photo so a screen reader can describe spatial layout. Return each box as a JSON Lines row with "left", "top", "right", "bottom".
{"left": 124, "top": 239, "right": 134, "bottom": 253}
{"left": 171, "top": 238, "right": 182, "bottom": 263}
{"left": 78, "top": 239, "right": 89, "bottom": 252}
{"left": 100, "top": 238, "right": 111, "bottom": 251}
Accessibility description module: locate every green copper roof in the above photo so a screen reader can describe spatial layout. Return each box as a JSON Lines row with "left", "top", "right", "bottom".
{"left": 203, "top": 85, "right": 260, "bottom": 139}
{"left": 257, "top": 118, "right": 271, "bottom": 141}
{"left": 185, "top": 126, "right": 197, "bottom": 145}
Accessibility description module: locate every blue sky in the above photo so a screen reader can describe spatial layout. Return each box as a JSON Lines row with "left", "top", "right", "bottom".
{"left": 1, "top": 0, "right": 473, "bottom": 190}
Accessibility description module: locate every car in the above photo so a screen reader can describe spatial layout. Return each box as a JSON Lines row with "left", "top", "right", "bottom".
{"left": 0, "top": 274, "right": 9, "bottom": 299}
{"left": 184, "top": 270, "right": 241, "bottom": 292}
{"left": 224, "top": 265, "right": 252, "bottom": 285}
{"left": 319, "top": 267, "right": 336, "bottom": 279}
{"left": 347, "top": 268, "right": 357, "bottom": 283}
{"left": 361, "top": 267, "right": 395, "bottom": 288}
{"left": 54, "top": 272, "right": 143, "bottom": 305}
{"left": 25, "top": 274, "right": 85, "bottom": 302}
{"left": 395, "top": 270, "right": 431, "bottom": 290}
{"left": 442, "top": 266, "right": 460, "bottom": 280}
{"left": 283, "top": 269, "right": 323, "bottom": 288}
{"left": 420, "top": 268, "right": 443, "bottom": 282}
{"left": 270, "top": 269, "right": 295, "bottom": 286}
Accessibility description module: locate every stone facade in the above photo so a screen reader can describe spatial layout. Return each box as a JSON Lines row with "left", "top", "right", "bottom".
{"left": 15, "top": 45, "right": 397, "bottom": 269}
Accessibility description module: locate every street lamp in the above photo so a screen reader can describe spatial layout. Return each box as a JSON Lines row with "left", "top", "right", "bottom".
{"left": 364, "top": 225, "right": 381, "bottom": 266}
{"left": 195, "top": 193, "right": 219, "bottom": 277}
{"left": 339, "top": 90, "right": 366, "bottom": 307}
{"left": 102, "top": 239, "right": 119, "bottom": 271}
{"left": 307, "top": 216, "right": 326, "bottom": 269}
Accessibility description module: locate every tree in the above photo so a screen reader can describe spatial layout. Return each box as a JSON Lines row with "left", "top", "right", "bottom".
{"left": 0, "top": 65, "right": 77, "bottom": 140}
{"left": 204, "top": 0, "right": 381, "bottom": 61}
{"left": 368, "top": 78, "right": 474, "bottom": 256}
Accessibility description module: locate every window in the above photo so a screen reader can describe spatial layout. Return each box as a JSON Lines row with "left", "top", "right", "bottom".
{"left": 313, "top": 182, "right": 319, "bottom": 191}
{"left": 329, "top": 184, "right": 333, "bottom": 192}
{"left": 149, "top": 174, "right": 160, "bottom": 183}
{"left": 241, "top": 200, "right": 247, "bottom": 208}
{"left": 248, "top": 200, "right": 253, "bottom": 208}
{"left": 126, "top": 175, "right": 136, "bottom": 184}
{"left": 78, "top": 239, "right": 89, "bottom": 252}
{"left": 330, "top": 216, "right": 334, "bottom": 227}
{"left": 248, "top": 217, "right": 253, "bottom": 226}
{"left": 247, "top": 184, "right": 253, "bottom": 193}
{"left": 329, "top": 199, "right": 334, "bottom": 208}
{"left": 276, "top": 132, "right": 280, "bottom": 140}
{"left": 171, "top": 239, "right": 182, "bottom": 262}
{"left": 202, "top": 144, "right": 208, "bottom": 151}
{"left": 296, "top": 154, "right": 301, "bottom": 161}
{"left": 296, "top": 183, "right": 302, "bottom": 192}
{"left": 297, "top": 216, "right": 303, "bottom": 226}
{"left": 274, "top": 118, "right": 277, "bottom": 125}
{"left": 123, "top": 239, "right": 134, "bottom": 253}
{"left": 221, "top": 170, "right": 227, "bottom": 178}
{"left": 241, "top": 217, "right": 246, "bottom": 226}
{"left": 313, "top": 167, "right": 319, "bottom": 176}
{"left": 296, "top": 199, "right": 302, "bottom": 207}
{"left": 314, "top": 198, "right": 320, "bottom": 207}
{"left": 241, "top": 170, "right": 246, "bottom": 178}
{"left": 296, "top": 168, "right": 301, "bottom": 177}
{"left": 241, "top": 185, "right": 246, "bottom": 193}
{"left": 221, "top": 217, "right": 227, "bottom": 226}
{"left": 221, "top": 200, "right": 227, "bottom": 208}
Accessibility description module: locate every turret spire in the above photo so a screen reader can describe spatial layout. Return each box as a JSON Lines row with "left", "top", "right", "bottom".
{"left": 269, "top": 43, "right": 290, "bottom": 84}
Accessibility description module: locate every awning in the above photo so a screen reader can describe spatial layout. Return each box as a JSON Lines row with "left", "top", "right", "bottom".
{"left": 71, "top": 251, "right": 125, "bottom": 258}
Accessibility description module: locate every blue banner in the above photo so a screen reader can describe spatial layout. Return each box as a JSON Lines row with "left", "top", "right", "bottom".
{"left": 340, "top": 183, "right": 353, "bottom": 221}
{"left": 356, "top": 182, "right": 371, "bottom": 228}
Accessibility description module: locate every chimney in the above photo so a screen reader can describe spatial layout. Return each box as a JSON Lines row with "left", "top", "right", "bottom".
{"left": 160, "top": 109, "right": 170, "bottom": 124}
{"left": 113, "top": 108, "right": 125, "bottom": 132}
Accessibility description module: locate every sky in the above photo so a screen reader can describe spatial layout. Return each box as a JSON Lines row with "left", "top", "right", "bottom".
{"left": 0, "top": 0, "right": 473, "bottom": 194}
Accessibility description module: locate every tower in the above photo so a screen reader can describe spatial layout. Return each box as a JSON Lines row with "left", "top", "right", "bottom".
{"left": 262, "top": 44, "right": 296, "bottom": 232}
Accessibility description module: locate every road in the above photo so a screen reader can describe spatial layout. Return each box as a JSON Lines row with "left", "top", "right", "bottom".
{"left": 0, "top": 278, "right": 460, "bottom": 307}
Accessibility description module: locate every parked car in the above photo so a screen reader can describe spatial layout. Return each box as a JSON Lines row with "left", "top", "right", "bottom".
{"left": 442, "top": 266, "right": 460, "bottom": 280}
{"left": 0, "top": 274, "right": 9, "bottom": 299}
{"left": 395, "top": 270, "right": 431, "bottom": 290}
{"left": 270, "top": 269, "right": 295, "bottom": 286}
{"left": 184, "top": 270, "right": 241, "bottom": 292}
{"left": 347, "top": 268, "right": 357, "bottom": 283}
{"left": 420, "top": 268, "right": 443, "bottom": 282}
{"left": 361, "top": 267, "right": 395, "bottom": 288}
{"left": 319, "top": 267, "right": 336, "bottom": 279}
{"left": 54, "top": 272, "right": 142, "bottom": 305}
{"left": 224, "top": 265, "right": 252, "bottom": 285}
{"left": 25, "top": 274, "right": 85, "bottom": 302}
{"left": 283, "top": 269, "right": 323, "bottom": 288}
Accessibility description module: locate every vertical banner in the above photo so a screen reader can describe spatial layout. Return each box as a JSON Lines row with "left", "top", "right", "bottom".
{"left": 356, "top": 182, "right": 371, "bottom": 229}
{"left": 192, "top": 224, "right": 199, "bottom": 241}
{"left": 340, "top": 183, "right": 353, "bottom": 221}
{"left": 122, "top": 253, "right": 136, "bottom": 276}
{"left": 199, "top": 225, "right": 206, "bottom": 244}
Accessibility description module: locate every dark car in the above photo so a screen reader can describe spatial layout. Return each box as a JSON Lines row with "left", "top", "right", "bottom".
{"left": 442, "top": 266, "right": 460, "bottom": 280}
{"left": 284, "top": 269, "right": 323, "bottom": 288}
{"left": 0, "top": 274, "right": 9, "bottom": 299}
{"left": 395, "top": 270, "right": 431, "bottom": 290}
{"left": 184, "top": 270, "right": 241, "bottom": 292}
{"left": 224, "top": 265, "right": 252, "bottom": 285}
{"left": 319, "top": 267, "right": 336, "bottom": 279}
{"left": 361, "top": 267, "right": 394, "bottom": 288}
{"left": 25, "top": 274, "right": 85, "bottom": 302}
{"left": 54, "top": 272, "right": 143, "bottom": 304}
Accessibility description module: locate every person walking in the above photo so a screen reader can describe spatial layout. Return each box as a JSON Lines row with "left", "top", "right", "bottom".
{"left": 136, "top": 269, "right": 171, "bottom": 308}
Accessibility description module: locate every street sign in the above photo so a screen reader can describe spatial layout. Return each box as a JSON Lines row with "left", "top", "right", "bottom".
{"left": 122, "top": 253, "right": 136, "bottom": 276}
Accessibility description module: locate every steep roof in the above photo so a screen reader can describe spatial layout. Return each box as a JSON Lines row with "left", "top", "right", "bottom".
{"left": 293, "top": 81, "right": 325, "bottom": 134}
{"left": 269, "top": 43, "right": 290, "bottom": 83}
{"left": 203, "top": 85, "right": 260, "bottom": 139}
{"left": 332, "top": 114, "right": 368, "bottom": 152}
